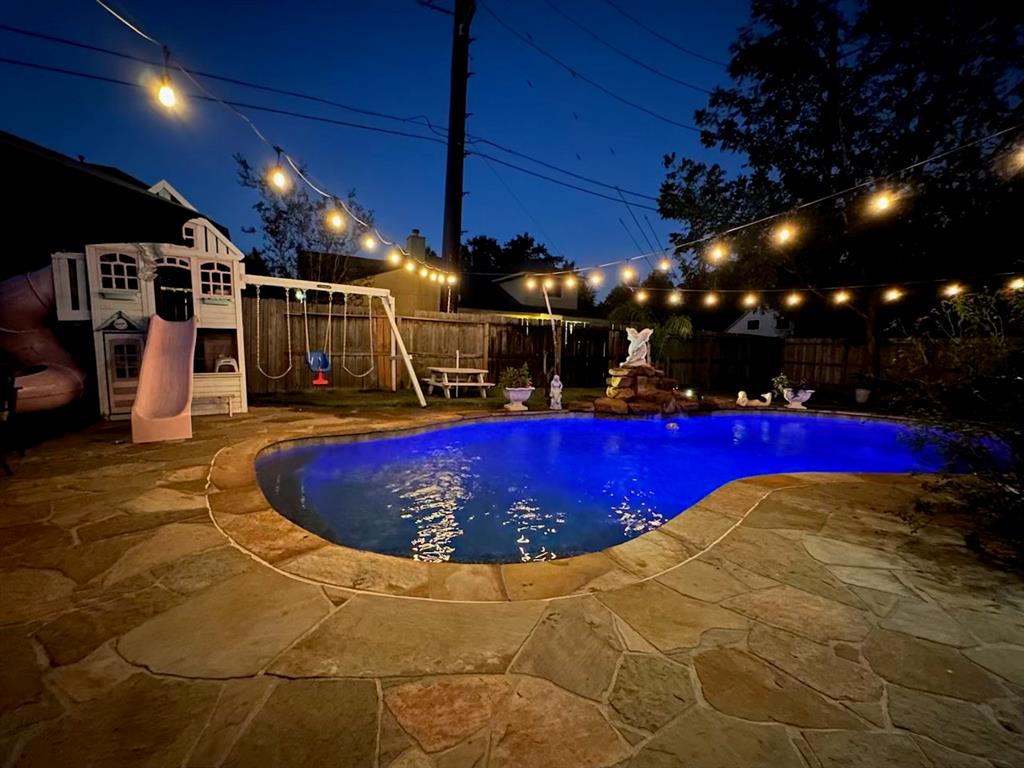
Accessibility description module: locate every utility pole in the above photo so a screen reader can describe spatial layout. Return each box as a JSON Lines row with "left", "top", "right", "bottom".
{"left": 440, "top": 0, "right": 475, "bottom": 312}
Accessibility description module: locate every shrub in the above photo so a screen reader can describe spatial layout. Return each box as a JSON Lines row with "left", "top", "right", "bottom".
{"left": 499, "top": 363, "right": 532, "bottom": 389}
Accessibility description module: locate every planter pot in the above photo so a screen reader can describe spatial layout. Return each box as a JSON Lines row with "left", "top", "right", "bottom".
{"left": 783, "top": 388, "right": 815, "bottom": 409}
{"left": 854, "top": 387, "right": 872, "bottom": 405}
{"left": 503, "top": 387, "right": 535, "bottom": 412}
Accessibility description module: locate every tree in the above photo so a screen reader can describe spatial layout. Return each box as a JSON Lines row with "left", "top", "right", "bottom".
{"left": 658, "top": 0, "right": 1023, "bottom": 368}
{"left": 236, "top": 154, "right": 373, "bottom": 281}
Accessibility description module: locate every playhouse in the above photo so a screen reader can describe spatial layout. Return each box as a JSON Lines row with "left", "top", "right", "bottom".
{"left": 49, "top": 217, "right": 249, "bottom": 421}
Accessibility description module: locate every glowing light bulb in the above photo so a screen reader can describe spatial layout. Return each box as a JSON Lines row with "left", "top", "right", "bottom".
{"left": 564, "top": 275, "right": 577, "bottom": 288}
{"left": 774, "top": 224, "right": 795, "bottom": 245}
{"left": 269, "top": 167, "right": 289, "bottom": 192}
{"left": 361, "top": 234, "right": 377, "bottom": 251}
{"left": 635, "top": 290, "right": 648, "bottom": 303}
{"left": 588, "top": 271, "right": 603, "bottom": 287}
{"left": 404, "top": 260, "right": 416, "bottom": 272}
{"left": 621, "top": 265, "right": 636, "bottom": 282}
{"left": 387, "top": 249, "right": 402, "bottom": 266}
{"left": 941, "top": 283, "right": 963, "bottom": 297}
{"left": 543, "top": 277, "right": 555, "bottom": 290}
{"left": 704, "top": 292, "right": 718, "bottom": 306}
{"left": 785, "top": 292, "right": 803, "bottom": 307}
{"left": 658, "top": 258, "right": 672, "bottom": 272}
{"left": 833, "top": 289, "right": 851, "bottom": 304}
{"left": 326, "top": 210, "right": 345, "bottom": 231}
{"left": 525, "top": 276, "right": 537, "bottom": 290}
{"left": 446, "top": 274, "right": 458, "bottom": 285}
{"left": 742, "top": 292, "right": 758, "bottom": 307}
{"left": 156, "top": 79, "right": 177, "bottom": 109}
{"left": 1008, "top": 277, "right": 1024, "bottom": 291}
{"left": 418, "top": 266, "right": 429, "bottom": 278}
{"left": 429, "top": 271, "right": 438, "bottom": 282}
{"left": 883, "top": 287, "right": 904, "bottom": 303}
{"left": 708, "top": 244, "right": 727, "bottom": 263}
{"left": 668, "top": 292, "right": 682, "bottom": 305}
{"left": 870, "top": 191, "right": 894, "bottom": 213}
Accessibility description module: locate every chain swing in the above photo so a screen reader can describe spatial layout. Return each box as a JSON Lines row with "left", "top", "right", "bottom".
{"left": 302, "top": 289, "right": 332, "bottom": 386}
{"left": 255, "top": 284, "right": 293, "bottom": 380}
{"left": 341, "top": 293, "right": 375, "bottom": 379}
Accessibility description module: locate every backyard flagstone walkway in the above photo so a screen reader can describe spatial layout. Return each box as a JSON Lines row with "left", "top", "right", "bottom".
{"left": 2, "top": 406, "right": 1023, "bottom": 767}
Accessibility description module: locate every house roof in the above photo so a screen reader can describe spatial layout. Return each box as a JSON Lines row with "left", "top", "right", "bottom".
{"left": 458, "top": 271, "right": 596, "bottom": 318}
{"left": 1, "top": 130, "right": 230, "bottom": 279}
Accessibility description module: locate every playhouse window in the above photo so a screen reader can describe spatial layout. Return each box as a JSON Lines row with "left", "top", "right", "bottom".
{"left": 98, "top": 253, "right": 139, "bottom": 291}
{"left": 111, "top": 341, "right": 140, "bottom": 379}
{"left": 156, "top": 256, "right": 190, "bottom": 269}
{"left": 200, "top": 262, "right": 232, "bottom": 296}
{"left": 183, "top": 226, "right": 196, "bottom": 247}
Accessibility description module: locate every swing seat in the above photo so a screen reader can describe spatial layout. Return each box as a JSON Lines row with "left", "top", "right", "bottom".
{"left": 306, "top": 351, "right": 331, "bottom": 373}
{"left": 311, "top": 370, "right": 329, "bottom": 386}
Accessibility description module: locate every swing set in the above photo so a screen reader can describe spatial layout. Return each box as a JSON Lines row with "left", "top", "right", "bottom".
{"left": 246, "top": 273, "right": 426, "bottom": 407}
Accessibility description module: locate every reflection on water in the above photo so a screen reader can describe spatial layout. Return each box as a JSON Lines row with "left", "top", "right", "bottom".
{"left": 385, "top": 446, "right": 475, "bottom": 562}
{"left": 255, "top": 414, "right": 945, "bottom": 564}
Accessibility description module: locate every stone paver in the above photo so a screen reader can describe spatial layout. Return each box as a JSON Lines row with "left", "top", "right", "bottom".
{"left": 2, "top": 407, "right": 1023, "bottom": 767}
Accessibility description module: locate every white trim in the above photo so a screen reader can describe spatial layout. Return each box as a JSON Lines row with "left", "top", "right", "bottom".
{"left": 148, "top": 179, "right": 198, "bottom": 211}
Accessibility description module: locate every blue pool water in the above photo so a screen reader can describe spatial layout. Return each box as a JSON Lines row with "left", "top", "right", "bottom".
{"left": 254, "top": 413, "right": 946, "bottom": 564}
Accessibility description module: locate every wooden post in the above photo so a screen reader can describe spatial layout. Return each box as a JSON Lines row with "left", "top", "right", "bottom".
{"left": 380, "top": 296, "right": 426, "bottom": 407}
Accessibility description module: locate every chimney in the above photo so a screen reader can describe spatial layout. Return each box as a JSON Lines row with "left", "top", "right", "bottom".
{"left": 406, "top": 229, "right": 426, "bottom": 262}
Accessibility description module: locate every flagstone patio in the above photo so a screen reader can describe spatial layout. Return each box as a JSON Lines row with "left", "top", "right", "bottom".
{"left": 2, "top": 406, "right": 1023, "bottom": 767}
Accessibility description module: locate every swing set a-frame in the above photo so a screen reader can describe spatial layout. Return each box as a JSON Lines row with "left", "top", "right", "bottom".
{"left": 245, "top": 273, "right": 427, "bottom": 407}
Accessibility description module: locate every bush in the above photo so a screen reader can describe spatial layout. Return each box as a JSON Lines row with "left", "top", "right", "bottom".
{"left": 499, "top": 363, "right": 532, "bottom": 389}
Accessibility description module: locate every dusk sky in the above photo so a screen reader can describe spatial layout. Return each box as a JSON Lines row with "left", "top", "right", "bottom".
{"left": 1, "top": 0, "right": 749, "bottom": 275}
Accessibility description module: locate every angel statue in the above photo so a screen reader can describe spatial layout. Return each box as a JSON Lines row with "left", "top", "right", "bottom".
{"left": 621, "top": 328, "right": 653, "bottom": 367}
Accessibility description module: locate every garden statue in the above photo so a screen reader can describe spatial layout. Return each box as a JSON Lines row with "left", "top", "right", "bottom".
{"left": 549, "top": 374, "right": 563, "bottom": 410}
{"left": 622, "top": 328, "right": 653, "bottom": 367}
{"left": 783, "top": 388, "right": 815, "bottom": 409}
{"left": 737, "top": 391, "right": 773, "bottom": 407}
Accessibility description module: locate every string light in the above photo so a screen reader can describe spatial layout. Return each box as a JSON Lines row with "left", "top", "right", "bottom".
{"left": 742, "top": 292, "right": 758, "bottom": 307}
{"left": 1008, "top": 277, "right": 1023, "bottom": 291}
{"left": 268, "top": 166, "right": 289, "bottom": 192}
{"left": 361, "top": 234, "right": 377, "bottom": 251}
{"left": 668, "top": 291, "right": 682, "bottom": 305}
{"left": 708, "top": 243, "right": 728, "bottom": 263}
{"left": 621, "top": 265, "right": 636, "bottom": 282}
{"left": 543, "top": 277, "right": 556, "bottom": 290}
{"left": 868, "top": 190, "right": 896, "bottom": 214}
{"left": 635, "top": 290, "right": 649, "bottom": 303}
{"left": 785, "top": 292, "right": 803, "bottom": 307}
{"left": 564, "top": 275, "right": 578, "bottom": 288}
{"left": 326, "top": 210, "right": 345, "bottom": 232}
{"left": 525, "top": 276, "right": 538, "bottom": 290}
{"left": 419, "top": 266, "right": 429, "bottom": 278}
{"left": 404, "top": 261, "right": 416, "bottom": 273}
{"left": 156, "top": 77, "right": 177, "bottom": 109}
{"left": 704, "top": 292, "right": 719, "bottom": 306}
{"left": 774, "top": 224, "right": 796, "bottom": 246}
{"left": 833, "top": 289, "right": 851, "bottom": 304}
{"left": 446, "top": 274, "right": 458, "bottom": 285}
{"left": 588, "top": 271, "right": 604, "bottom": 287}
{"left": 387, "top": 249, "right": 402, "bottom": 266}
{"left": 941, "top": 283, "right": 964, "bottom": 297}
{"left": 657, "top": 258, "right": 672, "bottom": 272}
{"left": 429, "top": 271, "right": 438, "bottom": 282}
{"left": 883, "top": 287, "right": 904, "bottom": 302}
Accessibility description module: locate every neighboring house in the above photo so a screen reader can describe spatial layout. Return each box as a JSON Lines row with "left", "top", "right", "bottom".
{"left": 725, "top": 308, "right": 793, "bottom": 338}
{"left": 300, "top": 230, "right": 443, "bottom": 315}
{"left": 458, "top": 271, "right": 589, "bottom": 319}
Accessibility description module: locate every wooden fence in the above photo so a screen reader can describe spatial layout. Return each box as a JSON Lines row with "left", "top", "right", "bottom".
{"left": 243, "top": 295, "right": 924, "bottom": 398}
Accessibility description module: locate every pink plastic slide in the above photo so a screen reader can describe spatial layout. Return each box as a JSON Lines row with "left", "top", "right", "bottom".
{"left": 131, "top": 316, "right": 198, "bottom": 444}
{"left": 0, "top": 266, "right": 86, "bottom": 412}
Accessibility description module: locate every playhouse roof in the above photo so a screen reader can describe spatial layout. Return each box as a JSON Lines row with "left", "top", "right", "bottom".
{"left": 1, "top": 130, "right": 231, "bottom": 279}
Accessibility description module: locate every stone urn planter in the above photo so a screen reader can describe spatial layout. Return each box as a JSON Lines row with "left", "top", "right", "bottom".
{"left": 783, "top": 388, "right": 815, "bottom": 409}
{"left": 854, "top": 387, "right": 872, "bottom": 405}
{"left": 503, "top": 387, "right": 535, "bottom": 412}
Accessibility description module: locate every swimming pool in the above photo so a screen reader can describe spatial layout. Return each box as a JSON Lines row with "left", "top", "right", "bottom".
{"left": 254, "top": 413, "right": 945, "bottom": 564}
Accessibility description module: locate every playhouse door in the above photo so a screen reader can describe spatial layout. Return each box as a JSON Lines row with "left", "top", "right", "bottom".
{"left": 104, "top": 334, "right": 144, "bottom": 415}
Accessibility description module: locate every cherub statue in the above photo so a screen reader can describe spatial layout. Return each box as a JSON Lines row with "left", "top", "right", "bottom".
{"left": 549, "top": 374, "right": 563, "bottom": 410}
{"left": 621, "top": 328, "right": 653, "bottom": 367}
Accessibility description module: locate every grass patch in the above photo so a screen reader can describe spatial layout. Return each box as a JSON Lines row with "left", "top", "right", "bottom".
{"left": 250, "top": 387, "right": 606, "bottom": 413}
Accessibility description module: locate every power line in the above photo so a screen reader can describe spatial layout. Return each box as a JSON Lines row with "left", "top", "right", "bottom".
{"left": 540, "top": 0, "right": 712, "bottom": 95}
{"left": 478, "top": 2, "right": 701, "bottom": 133}
{"left": 599, "top": 0, "right": 728, "bottom": 67}
{"left": 0, "top": 23, "right": 658, "bottom": 203}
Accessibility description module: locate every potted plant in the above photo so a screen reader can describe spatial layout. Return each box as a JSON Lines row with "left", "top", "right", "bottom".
{"left": 500, "top": 363, "right": 534, "bottom": 411}
{"left": 852, "top": 372, "right": 875, "bottom": 405}
{"left": 771, "top": 372, "right": 815, "bottom": 410}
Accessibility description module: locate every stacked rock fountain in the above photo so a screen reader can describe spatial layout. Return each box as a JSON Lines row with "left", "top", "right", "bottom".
{"left": 592, "top": 328, "right": 691, "bottom": 416}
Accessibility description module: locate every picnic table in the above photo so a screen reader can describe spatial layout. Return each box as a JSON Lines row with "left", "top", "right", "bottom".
{"left": 423, "top": 367, "right": 495, "bottom": 399}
